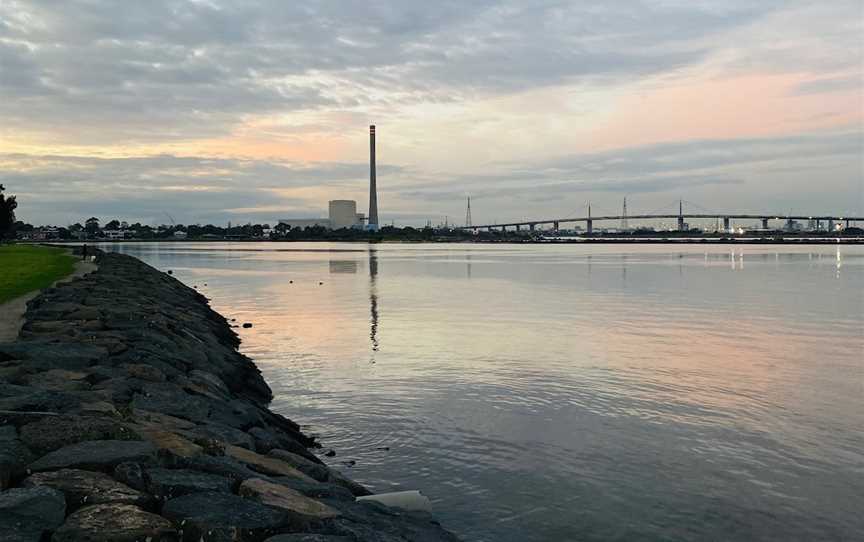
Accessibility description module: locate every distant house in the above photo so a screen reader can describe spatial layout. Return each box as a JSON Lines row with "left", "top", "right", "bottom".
{"left": 103, "top": 230, "right": 127, "bottom": 240}
{"left": 173, "top": 231, "right": 188, "bottom": 239}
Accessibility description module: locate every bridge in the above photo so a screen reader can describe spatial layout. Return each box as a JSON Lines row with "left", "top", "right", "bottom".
{"left": 460, "top": 201, "right": 862, "bottom": 234}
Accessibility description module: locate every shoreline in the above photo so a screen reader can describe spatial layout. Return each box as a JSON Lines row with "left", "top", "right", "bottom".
{"left": 0, "top": 250, "right": 460, "bottom": 541}
{"left": 33, "top": 236, "right": 864, "bottom": 245}
{"left": 0, "top": 248, "right": 97, "bottom": 343}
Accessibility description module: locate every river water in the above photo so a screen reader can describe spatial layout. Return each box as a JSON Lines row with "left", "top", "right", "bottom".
{"left": 102, "top": 242, "right": 863, "bottom": 541}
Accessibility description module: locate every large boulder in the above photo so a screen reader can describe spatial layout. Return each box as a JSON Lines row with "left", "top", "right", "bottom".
{"left": 0, "top": 486, "right": 66, "bottom": 542}
{"left": 264, "top": 536, "right": 352, "bottom": 542}
{"left": 52, "top": 503, "right": 178, "bottom": 542}
{"left": 18, "top": 415, "right": 137, "bottom": 455}
{"left": 267, "top": 477, "right": 355, "bottom": 503}
{"left": 29, "top": 440, "right": 156, "bottom": 472}
{"left": 0, "top": 428, "right": 33, "bottom": 489}
{"left": 224, "top": 444, "right": 317, "bottom": 483}
{"left": 162, "top": 491, "right": 289, "bottom": 541}
{"left": 239, "top": 478, "right": 340, "bottom": 526}
{"left": 145, "top": 468, "right": 234, "bottom": 499}
{"left": 22, "top": 469, "right": 150, "bottom": 511}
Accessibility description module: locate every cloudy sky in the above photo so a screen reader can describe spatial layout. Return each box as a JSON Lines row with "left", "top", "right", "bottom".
{"left": 1, "top": 0, "right": 861, "bottom": 227}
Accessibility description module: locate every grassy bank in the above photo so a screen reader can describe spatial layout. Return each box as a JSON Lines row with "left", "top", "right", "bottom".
{"left": 0, "top": 244, "right": 76, "bottom": 303}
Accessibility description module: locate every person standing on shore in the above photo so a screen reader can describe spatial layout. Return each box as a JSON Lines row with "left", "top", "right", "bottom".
{"left": 81, "top": 244, "right": 87, "bottom": 260}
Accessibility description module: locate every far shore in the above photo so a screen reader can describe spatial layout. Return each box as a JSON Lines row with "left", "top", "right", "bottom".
{"left": 35, "top": 236, "right": 864, "bottom": 245}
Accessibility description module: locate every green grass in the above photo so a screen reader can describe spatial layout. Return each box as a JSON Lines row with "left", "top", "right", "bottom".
{"left": 0, "top": 244, "right": 77, "bottom": 304}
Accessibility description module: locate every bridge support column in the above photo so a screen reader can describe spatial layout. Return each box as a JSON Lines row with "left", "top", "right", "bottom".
{"left": 723, "top": 217, "right": 730, "bottom": 232}
{"left": 828, "top": 219, "right": 834, "bottom": 232}
{"left": 815, "top": 219, "right": 820, "bottom": 231}
{"left": 846, "top": 219, "right": 850, "bottom": 229}
{"left": 553, "top": 221, "right": 559, "bottom": 232}
{"left": 529, "top": 223, "right": 536, "bottom": 232}
{"left": 762, "top": 218, "right": 769, "bottom": 230}
{"left": 501, "top": 226, "right": 506, "bottom": 232}
{"left": 678, "top": 217, "right": 685, "bottom": 232}
{"left": 786, "top": 218, "right": 795, "bottom": 232}
{"left": 586, "top": 219, "right": 593, "bottom": 235}
{"left": 516, "top": 224, "right": 521, "bottom": 232}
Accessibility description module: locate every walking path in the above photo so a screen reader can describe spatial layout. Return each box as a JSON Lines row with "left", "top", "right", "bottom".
{"left": 0, "top": 251, "right": 97, "bottom": 342}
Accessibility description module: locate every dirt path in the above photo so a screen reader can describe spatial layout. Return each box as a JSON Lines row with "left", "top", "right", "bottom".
{"left": 0, "top": 252, "right": 97, "bottom": 342}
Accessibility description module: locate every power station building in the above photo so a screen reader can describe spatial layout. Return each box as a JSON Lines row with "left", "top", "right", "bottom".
{"left": 278, "top": 126, "right": 379, "bottom": 231}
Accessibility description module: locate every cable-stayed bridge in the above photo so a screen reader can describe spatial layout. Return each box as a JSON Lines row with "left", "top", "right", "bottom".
{"left": 460, "top": 200, "right": 862, "bottom": 233}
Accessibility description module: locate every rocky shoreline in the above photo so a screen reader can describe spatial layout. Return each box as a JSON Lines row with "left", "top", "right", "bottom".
{"left": 0, "top": 250, "right": 460, "bottom": 542}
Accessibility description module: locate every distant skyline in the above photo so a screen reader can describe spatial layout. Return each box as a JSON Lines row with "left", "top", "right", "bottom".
{"left": 1, "top": 1, "right": 861, "bottom": 226}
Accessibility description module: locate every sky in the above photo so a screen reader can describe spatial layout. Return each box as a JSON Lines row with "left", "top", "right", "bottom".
{"left": 1, "top": 0, "right": 862, "bottom": 227}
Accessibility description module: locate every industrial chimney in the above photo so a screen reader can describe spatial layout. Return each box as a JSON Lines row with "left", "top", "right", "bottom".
{"left": 368, "top": 125, "right": 379, "bottom": 230}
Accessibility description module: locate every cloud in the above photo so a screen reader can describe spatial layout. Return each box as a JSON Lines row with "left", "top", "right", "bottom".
{"left": 3, "top": 128, "right": 859, "bottom": 226}
{"left": 793, "top": 75, "right": 863, "bottom": 96}
{"left": 0, "top": 0, "right": 810, "bottom": 143}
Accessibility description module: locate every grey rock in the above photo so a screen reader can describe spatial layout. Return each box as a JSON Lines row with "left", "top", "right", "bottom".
{"left": 114, "top": 462, "right": 147, "bottom": 491}
{"left": 239, "top": 478, "right": 340, "bottom": 526}
{"left": 269, "top": 449, "right": 332, "bottom": 483}
{"left": 29, "top": 440, "right": 156, "bottom": 472}
{"left": 0, "top": 486, "right": 66, "bottom": 542}
{"left": 268, "top": 477, "right": 356, "bottom": 503}
{"left": 19, "top": 415, "right": 139, "bottom": 455}
{"left": 52, "top": 503, "right": 178, "bottom": 542}
{"left": 0, "top": 434, "right": 33, "bottom": 489}
{"left": 264, "top": 536, "right": 352, "bottom": 542}
{"left": 180, "top": 422, "right": 256, "bottom": 449}
{"left": 326, "top": 499, "right": 461, "bottom": 542}
{"left": 145, "top": 468, "right": 234, "bottom": 499}
{"left": 22, "top": 468, "right": 150, "bottom": 511}
{"left": 162, "top": 491, "right": 288, "bottom": 540}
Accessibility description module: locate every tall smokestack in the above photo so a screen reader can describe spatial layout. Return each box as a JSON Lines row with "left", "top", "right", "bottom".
{"left": 368, "top": 125, "right": 379, "bottom": 229}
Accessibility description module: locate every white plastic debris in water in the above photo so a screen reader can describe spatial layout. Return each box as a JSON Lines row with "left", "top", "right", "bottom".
{"left": 357, "top": 490, "right": 432, "bottom": 512}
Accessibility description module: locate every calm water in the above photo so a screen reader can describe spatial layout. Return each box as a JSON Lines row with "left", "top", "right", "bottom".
{"left": 102, "top": 242, "right": 863, "bottom": 541}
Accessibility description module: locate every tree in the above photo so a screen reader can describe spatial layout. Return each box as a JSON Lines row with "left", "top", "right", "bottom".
{"left": 0, "top": 184, "right": 17, "bottom": 240}
{"left": 104, "top": 219, "right": 120, "bottom": 230}
{"left": 85, "top": 217, "right": 100, "bottom": 237}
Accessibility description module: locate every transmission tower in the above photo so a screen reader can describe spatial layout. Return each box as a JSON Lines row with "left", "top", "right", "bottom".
{"left": 465, "top": 196, "right": 472, "bottom": 228}
{"left": 621, "top": 197, "right": 628, "bottom": 231}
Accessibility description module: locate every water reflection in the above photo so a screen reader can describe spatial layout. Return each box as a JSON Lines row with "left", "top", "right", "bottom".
{"left": 329, "top": 260, "right": 358, "bottom": 274}
{"left": 93, "top": 242, "right": 864, "bottom": 542}
{"left": 369, "top": 246, "right": 379, "bottom": 356}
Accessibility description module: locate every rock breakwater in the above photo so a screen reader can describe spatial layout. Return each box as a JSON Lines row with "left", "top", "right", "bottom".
{"left": 0, "top": 251, "right": 460, "bottom": 542}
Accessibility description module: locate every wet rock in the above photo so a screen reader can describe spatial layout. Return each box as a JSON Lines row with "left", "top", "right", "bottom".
{"left": 162, "top": 491, "right": 288, "bottom": 541}
{"left": 22, "top": 469, "right": 150, "bottom": 511}
{"left": 145, "top": 468, "right": 233, "bottom": 499}
{"left": 52, "top": 503, "right": 178, "bottom": 542}
{"left": 239, "top": 478, "right": 340, "bottom": 525}
{"left": 324, "top": 450, "right": 336, "bottom": 457}
{"left": 325, "top": 499, "right": 462, "bottom": 542}
{"left": 19, "top": 415, "right": 138, "bottom": 455}
{"left": 243, "top": 323, "right": 253, "bottom": 328}
{"left": 224, "top": 444, "right": 317, "bottom": 483}
{"left": 0, "top": 486, "right": 66, "bottom": 542}
{"left": 29, "top": 440, "right": 156, "bottom": 473}
{"left": 322, "top": 468, "right": 372, "bottom": 497}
